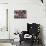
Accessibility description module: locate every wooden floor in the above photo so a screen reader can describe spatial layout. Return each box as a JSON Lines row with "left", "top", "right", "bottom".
{"left": 19, "top": 41, "right": 43, "bottom": 46}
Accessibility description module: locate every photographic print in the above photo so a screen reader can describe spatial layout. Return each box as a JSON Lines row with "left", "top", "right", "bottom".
{"left": 14, "top": 10, "right": 27, "bottom": 18}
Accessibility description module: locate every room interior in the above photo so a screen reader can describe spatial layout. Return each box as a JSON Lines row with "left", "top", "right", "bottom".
{"left": 0, "top": 0, "right": 46, "bottom": 46}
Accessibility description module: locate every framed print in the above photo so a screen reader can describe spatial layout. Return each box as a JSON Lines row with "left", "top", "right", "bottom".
{"left": 14, "top": 10, "right": 27, "bottom": 18}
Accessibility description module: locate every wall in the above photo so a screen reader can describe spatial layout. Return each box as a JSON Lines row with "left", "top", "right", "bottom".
{"left": 0, "top": 0, "right": 8, "bottom": 3}
{"left": 8, "top": 0, "right": 46, "bottom": 46}
{"left": 9, "top": 0, "right": 44, "bottom": 36}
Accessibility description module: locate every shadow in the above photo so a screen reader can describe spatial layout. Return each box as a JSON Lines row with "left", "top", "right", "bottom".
{"left": 39, "top": 25, "right": 45, "bottom": 46}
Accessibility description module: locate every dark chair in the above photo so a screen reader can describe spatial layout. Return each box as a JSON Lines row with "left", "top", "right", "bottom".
{"left": 19, "top": 23, "right": 40, "bottom": 45}
{"left": 27, "top": 23, "right": 40, "bottom": 43}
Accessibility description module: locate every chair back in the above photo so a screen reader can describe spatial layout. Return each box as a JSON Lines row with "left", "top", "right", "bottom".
{"left": 27, "top": 23, "right": 40, "bottom": 36}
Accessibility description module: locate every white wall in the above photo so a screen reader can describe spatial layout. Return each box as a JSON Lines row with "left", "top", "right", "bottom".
{"left": 8, "top": 0, "right": 46, "bottom": 45}
{"left": 0, "top": 0, "right": 8, "bottom": 3}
